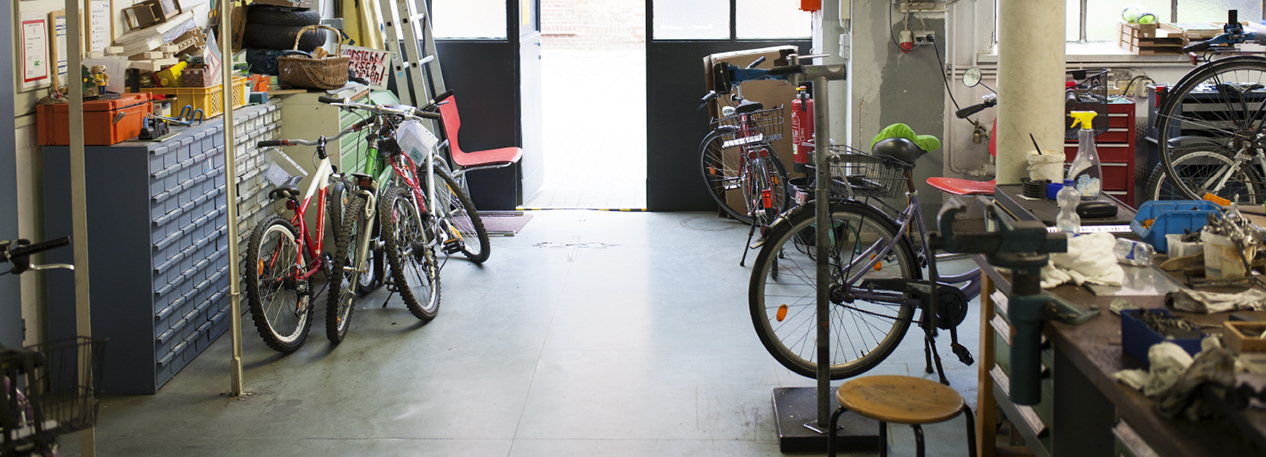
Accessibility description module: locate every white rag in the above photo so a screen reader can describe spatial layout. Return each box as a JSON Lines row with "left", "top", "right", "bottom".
{"left": 1040, "top": 232, "right": 1125, "bottom": 288}
{"left": 1114, "top": 341, "right": 1195, "bottom": 396}
{"left": 1166, "top": 288, "right": 1266, "bottom": 313}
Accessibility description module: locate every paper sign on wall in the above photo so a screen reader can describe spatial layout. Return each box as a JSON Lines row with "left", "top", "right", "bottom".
{"left": 50, "top": 11, "right": 68, "bottom": 88}
{"left": 87, "top": 0, "right": 112, "bottom": 53}
{"left": 20, "top": 12, "right": 49, "bottom": 91}
{"left": 341, "top": 46, "right": 390, "bottom": 90}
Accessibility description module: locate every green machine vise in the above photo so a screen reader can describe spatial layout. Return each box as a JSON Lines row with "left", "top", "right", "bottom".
{"left": 929, "top": 195, "right": 1099, "bottom": 405}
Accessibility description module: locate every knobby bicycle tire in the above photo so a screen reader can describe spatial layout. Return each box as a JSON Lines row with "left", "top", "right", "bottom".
{"left": 327, "top": 177, "right": 380, "bottom": 295}
{"left": 245, "top": 217, "right": 312, "bottom": 353}
{"left": 1156, "top": 56, "right": 1266, "bottom": 202}
{"left": 326, "top": 194, "right": 367, "bottom": 343}
{"left": 749, "top": 199, "right": 919, "bottom": 379}
{"left": 431, "top": 165, "right": 490, "bottom": 263}
{"left": 381, "top": 186, "right": 441, "bottom": 321}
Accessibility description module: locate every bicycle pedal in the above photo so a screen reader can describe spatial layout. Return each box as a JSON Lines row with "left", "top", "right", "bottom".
{"left": 442, "top": 239, "right": 463, "bottom": 254}
{"left": 749, "top": 237, "right": 766, "bottom": 249}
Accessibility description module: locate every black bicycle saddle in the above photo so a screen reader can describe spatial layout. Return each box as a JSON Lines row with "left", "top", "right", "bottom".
{"left": 733, "top": 99, "right": 765, "bottom": 115}
{"left": 871, "top": 137, "right": 926, "bottom": 165}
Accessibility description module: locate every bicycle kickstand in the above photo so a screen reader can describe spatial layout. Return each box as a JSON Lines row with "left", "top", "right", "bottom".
{"left": 924, "top": 333, "right": 950, "bottom": 385}
{"left": 739, "top": 217, "right": 759, "bottom": 267}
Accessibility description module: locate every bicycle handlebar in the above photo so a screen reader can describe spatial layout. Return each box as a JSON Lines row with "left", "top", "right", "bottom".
{"left": 745, "top": 56, "right": 766, "bottom": 69}
{"left": 255, "top": 115, "right": 376, "bottom": 148}
{"left": 317, "top": 96, "right": 344, "bottom": 104}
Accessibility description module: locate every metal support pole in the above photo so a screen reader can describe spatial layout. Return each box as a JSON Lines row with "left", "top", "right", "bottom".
{"left": 65, "top": 0, "right": 94, "bottom": 452}
{"left": 813, "top": 75, "right": 831, "bottom": 428}
{"left": 221, "top": 0, "right": 244, "bottom": 396}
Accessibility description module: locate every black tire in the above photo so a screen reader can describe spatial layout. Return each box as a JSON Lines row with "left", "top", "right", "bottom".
{"left": 243, "top": 24, "right": 327, "bottom": 52}
{"left": 747, "top": 155, "right": 790, "bottom": 228}
{"left": 326, "top": 194, "right": 367, "bottom": 344}
{"left": 431, "top": 166, "right": 490, "bottom": 263}
{"left": 749, "top": 200, "right": 919, "bottom": 380}
{"left": 247, "top": 5, "right": 321, "bottom": 26}
{"left": 1156, "top": 56, "right": 1266, "bottom": 201}
{"left": 1143, "top": 142, "right": 1263, "bottom": 203}
{"left": 327, "top": 178, "right": 381, "bottom": 295}
{"left": 245, "top": 217, "right": 312, "bottom": 353}
{"left": 381, "top": 186, "right": 441, "bottom": 321}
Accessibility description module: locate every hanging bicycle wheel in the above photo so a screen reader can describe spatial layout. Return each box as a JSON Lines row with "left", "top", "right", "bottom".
{"left": 748, "top": 199, "right": 919, "bottom": 380}
{"left": 1156, "top": 56, "right": 1266, "bottom": 201}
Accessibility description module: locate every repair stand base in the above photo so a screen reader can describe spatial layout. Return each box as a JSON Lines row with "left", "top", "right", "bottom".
{"left": 772, "top": 387, "right": 882, "bottom": 453}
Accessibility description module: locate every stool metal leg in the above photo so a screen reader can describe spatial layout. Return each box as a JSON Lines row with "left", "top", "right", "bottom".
{"left": 913, "top": 424, "right": 925, "bottom": 457}
{"left": 827, "top": 407, "right": 846, "bottom": 457}
{"left": 879, "top": 421, "right": 888, "bottom": 457}
{"left": 963, "top": 406, "right": 977, "bottom": 457}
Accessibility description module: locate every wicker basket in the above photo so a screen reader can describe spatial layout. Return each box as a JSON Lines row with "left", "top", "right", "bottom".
{"left": 277, "top": 25, "right": 349, "bottom": 90}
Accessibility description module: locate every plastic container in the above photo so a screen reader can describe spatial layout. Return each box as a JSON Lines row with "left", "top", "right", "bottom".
{"left": 1129, "top": 200, "right": 1221, "bottom": 252}
{"left": 1114, "top": 238, "right": 1155, "bottom": 266}
{"left": 1165, "top": 233, "right": 1203, "bottom": 258}
{"left": 1203, "top": 229, "right": 1257, "bottom": 279}
{"left": 142, "top": 77, "right": 249, "bottom": 119}
{"left": 1056, "top": 179, "right": 1081, "bottom": 235}
{"left": 1067, "top": 111, "right": 1103, "bottom": 200}
{"left": 36, "top": 92, "right": 153, "bottom": 145}
{"left": 1120, "top": 309, "right": 1204, "bottom": 368}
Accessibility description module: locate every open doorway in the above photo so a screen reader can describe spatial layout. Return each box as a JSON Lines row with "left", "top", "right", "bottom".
{"left": 523, "top": 0, "right": 647, "bottom": 209}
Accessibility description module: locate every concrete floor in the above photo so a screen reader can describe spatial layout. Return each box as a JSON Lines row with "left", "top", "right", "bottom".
{"left": 60, "top": 210, "right": 979, "bottom": 456}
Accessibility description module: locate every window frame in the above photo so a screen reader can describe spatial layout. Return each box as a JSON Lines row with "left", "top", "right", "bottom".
{"left": 651, "top": 0, "right": 811, "bottom": 41}
{"left": 1068, "top": 0, "right": 1266, "bottom": 43}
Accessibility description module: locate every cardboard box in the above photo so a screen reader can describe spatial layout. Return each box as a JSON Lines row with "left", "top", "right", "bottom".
{"left": 702, "top": 46, "right": 803, "bottom": 210}
{"left": 37, "top": 93, "right": 154, "bottom": 146}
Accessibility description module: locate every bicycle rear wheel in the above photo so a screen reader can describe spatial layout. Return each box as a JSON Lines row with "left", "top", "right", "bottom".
{"left": 1156, "top": 56, "right": 1266, "bottom": 201}
{"left": 746, "top": 155, "right": 790, "bottom": 228}
{"left": 700, "top": 130, "right": 751, "bottom": 223}
{"left": 431, "top": 166, "right": 490, "bottom": 263}
{"left": 749, "top": 200, "right": 919, "bottom": 379}
{"left": 326, "top": 194, "right": 368, "bottom": 344}
{"left": 245, "top": 217, "right": 312, "bottom": 353}
{"left": 381, "top": 186, "right": 441, "bottom": 321}
{"left": 1144, "top": 142, "right": 1263, "bottom": 203}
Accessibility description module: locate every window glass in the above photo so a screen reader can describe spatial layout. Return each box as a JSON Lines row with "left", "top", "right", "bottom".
{"left": 1178, "top": 1, "right": 1261, "bottom": 25}
{"left": 1066, "top": 0, "right": 1079, "bottom": 41}
{"left": 737, "top": 0, "right": 811, "bottom": 39}
{"left": 1085, "top": 0, "right": 1170, "bottom": 42}
{"left": 653, "top": 0, "right": 729, "bottom": 40}
{"left": 433, "top": 0, "right": 508, "bottom": 39}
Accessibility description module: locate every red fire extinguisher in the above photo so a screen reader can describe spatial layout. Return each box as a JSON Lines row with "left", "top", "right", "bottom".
{"left": 791, "top": 86, "right": 813, "bottom": 173}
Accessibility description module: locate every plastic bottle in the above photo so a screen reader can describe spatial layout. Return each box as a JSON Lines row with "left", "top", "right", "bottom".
{"left": 1056, "top": 179, "right": 1081, "bottom": 236}
{"left": 1114, "top": 238, "right": 1156, "bottom": 266}
{"left": 1067, "top": 111, "right": 1103, "bottom": 200}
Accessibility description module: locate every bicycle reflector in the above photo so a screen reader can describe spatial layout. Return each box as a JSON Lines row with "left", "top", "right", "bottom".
{"left": 762, "top": 189, "right": 772, "bottom": 208}
{"left": 776, "top": 304, "right": 788, "bottom": 322}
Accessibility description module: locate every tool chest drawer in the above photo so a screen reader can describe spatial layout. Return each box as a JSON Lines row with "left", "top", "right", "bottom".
{"left": 42, "top": 103, "right": 279, "bottom": 394}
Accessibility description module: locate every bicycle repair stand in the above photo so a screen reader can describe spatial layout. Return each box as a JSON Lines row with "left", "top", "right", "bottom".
{"left": 928, "top": 195, "right": 1099, "bottom": 405}
{"left": 767, "top": 59, "right": 882, "bottom": 453}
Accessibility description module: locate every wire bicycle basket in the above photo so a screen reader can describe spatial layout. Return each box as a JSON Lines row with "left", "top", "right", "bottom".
{"left": 2, "top": 337, "right": 106, "bottom": 457}
{"left": 710, "top": 106, "right": 785, "bottom": 149}
{"left": 827, "top": 145, "right": 911, "bottom": 199}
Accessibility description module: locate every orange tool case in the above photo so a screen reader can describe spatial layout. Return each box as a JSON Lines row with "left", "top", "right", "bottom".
{"left": 37, "top": 93, "right": 154, "bottom": 146}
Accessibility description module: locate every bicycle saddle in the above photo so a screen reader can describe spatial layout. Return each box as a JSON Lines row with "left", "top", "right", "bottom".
{"left": 268, "top": 187, "right": 301, "bottom": 200}
{"left": 733, "top": 99, "right": 765, "bottom": 115}
{"left": 872, "top": 137, "right": 926, "bottom": 165}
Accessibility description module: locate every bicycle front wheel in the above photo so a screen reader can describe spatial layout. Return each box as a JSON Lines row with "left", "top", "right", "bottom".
{"left": 431, "top": 166, "right": 490, "bottom": 263}
{"left": 381, "top": 186, "right": 441, "bottom": 321}
{"left": 700, "top": 129, "right": 750, "bottom": 223}
{"left": 246, "top": 217, "right": 312, "bottom": 353}
{"left": 326, "top": 194, "right": 368, "bottom": 344}
{"left": 749, "top": 200, "right": 919, "bottom": 380}
{"left": 1144, "top": 142, "right": 1263, "bottom": 203}
{"left": 1156, "top": 56, "right": 1266, "bottom": 201}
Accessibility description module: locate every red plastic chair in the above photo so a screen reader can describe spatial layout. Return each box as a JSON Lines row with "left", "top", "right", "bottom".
{"left": 435, "top": 93, "right": 523, "bottom": 177}
{"left": 926, "top": 119, "right": 996, "bottom": 195}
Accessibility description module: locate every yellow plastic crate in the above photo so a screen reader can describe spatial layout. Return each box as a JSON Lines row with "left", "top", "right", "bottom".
{"left": 142, "top": 77, "right": 249, "bottom": 119}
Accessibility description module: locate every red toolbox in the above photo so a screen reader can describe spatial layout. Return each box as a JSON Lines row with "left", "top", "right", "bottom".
{"left": 37, "top": 93, "right": 154, "bottom": 146}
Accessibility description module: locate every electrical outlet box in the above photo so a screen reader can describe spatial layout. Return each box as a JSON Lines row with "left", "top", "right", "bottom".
{"left": 913, "top": 31, "right": 934, "bottom": 44}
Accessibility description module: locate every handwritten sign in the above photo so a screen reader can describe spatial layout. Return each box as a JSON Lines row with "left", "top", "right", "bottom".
{"left": 341, "top": 46, "right": 390, "bottom": 90}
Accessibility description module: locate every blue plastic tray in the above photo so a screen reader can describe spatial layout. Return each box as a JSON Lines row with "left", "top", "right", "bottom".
{"left": 1129, "top": 200, "right": 1221, "bottom": 253}
{"left": 1120, "top": 309, "right": 1204, "bottom": 367}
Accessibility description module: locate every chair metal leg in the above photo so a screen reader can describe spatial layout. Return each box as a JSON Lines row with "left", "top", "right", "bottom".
{"left": 913, "top": 424, "right": 925, "bottom": 457}
{"left": 827, "top": 407, "right": 846, "bottom": 457}
{"left": 879, "top": 421, "right": 888, "bottom": 457}
{"left": 963, "top": 406, "right": 977, "bottom": 457}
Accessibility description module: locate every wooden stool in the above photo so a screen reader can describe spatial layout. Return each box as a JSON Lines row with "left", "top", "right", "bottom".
{"left": 827, "top": 375, "right": 976, "bottom": 457}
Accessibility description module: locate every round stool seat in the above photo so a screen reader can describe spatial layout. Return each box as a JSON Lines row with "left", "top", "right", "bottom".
{"left": 837, "top": 375, "right": 965, "bottom": 425}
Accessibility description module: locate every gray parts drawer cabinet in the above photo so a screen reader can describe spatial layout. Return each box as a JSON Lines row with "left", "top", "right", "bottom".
{"left": 43, "top": 117, "right": 244, "bottom": 394}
